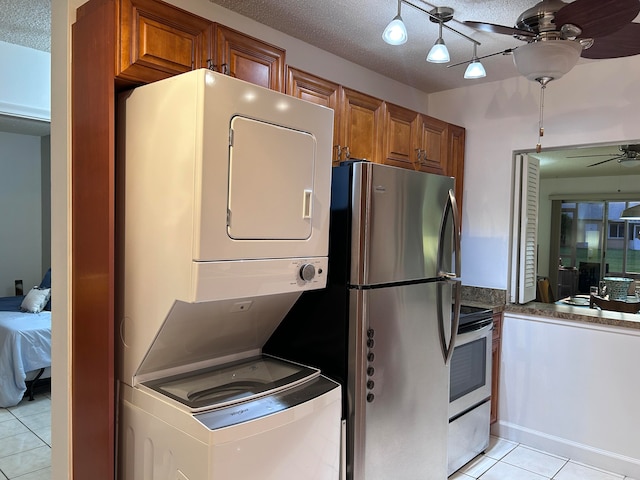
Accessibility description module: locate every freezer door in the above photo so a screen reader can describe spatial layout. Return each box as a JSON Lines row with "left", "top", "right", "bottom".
{"left": 349, "top": 281, "right": 450, "bottom": 480}
{"left": 349, "top": 162, "right": 455, "bottom": 285}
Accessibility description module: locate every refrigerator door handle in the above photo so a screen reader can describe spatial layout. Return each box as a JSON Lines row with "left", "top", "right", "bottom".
{"left": 437, "top": 189, "right": 461, "bottom": 280}
{"left": 437, "top": 188, "right": 462, "bottom": 364}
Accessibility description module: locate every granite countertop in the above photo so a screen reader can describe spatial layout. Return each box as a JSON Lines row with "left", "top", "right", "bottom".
{"left": 505, "top": 301, "right": 640, "bottom": 330}
{"left": 460, "top": 285, "right": 640, "bottom": 330}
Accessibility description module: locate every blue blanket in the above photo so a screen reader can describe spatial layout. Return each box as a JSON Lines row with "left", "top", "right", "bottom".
{"left": 0, "top": 309, "right": 51, "bottom": 407}
{"left": 0, "top": 295, "right": 24, "bottom": 312}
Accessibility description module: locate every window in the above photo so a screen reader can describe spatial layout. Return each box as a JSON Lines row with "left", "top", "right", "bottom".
{"left": 609, "top": 222, "right": 624, "bottom": 239}
{"left": 556, "top": 200, "right": 640, "bottom": 292}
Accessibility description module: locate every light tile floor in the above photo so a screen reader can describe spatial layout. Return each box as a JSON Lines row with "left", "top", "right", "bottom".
{"left": 1, "top": 396, "right": 638, "bottom": 480}
{"left": 0, "top": 394, "right": 51, "bottom": 480}
{"left": 450, "top": 436, "right": 639, "bottom": 480}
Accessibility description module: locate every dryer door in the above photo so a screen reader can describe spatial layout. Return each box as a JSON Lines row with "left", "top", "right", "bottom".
{"left": 227, "top": 116, "right": 316, "bottom": 240}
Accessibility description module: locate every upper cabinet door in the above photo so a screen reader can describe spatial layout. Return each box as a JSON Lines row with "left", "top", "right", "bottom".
{"left": 117, "top": 0, "right": 211, "bottom": 84}
{"left": 214, "top": 24, "right": 286, "bottom": 92}
{"left": 382, "top": 102, "right": 420, "bottom": 170}
{"left": 415, "top": 114, "right": 449, "bottom": 176}
{"left": 338, "top": 88, "right": 384, "bottom": 165}
{"left": 285, "top": 67, "right": 340, "bottom": 163}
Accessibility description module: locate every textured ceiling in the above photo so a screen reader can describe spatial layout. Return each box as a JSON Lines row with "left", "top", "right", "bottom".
{"left": 209, "top": 0, "right": 572, "bottom": 94}
{"left": 0, "top": 0, "right": 50, "bottom": 52}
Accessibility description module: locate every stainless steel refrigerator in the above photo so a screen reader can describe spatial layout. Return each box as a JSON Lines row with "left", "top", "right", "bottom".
{"left": 264, "top": 161, "right": 461, "bottom": 480}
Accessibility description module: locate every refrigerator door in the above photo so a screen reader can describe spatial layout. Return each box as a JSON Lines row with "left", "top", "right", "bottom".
{"left": 349, "top": 281, "right": 450, "bottom": 480}
{"left": 348, "top": 162, "right": 455, "bottom": 286}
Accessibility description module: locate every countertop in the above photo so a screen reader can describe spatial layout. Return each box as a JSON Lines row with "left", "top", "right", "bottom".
{"left": 504, "top": 301, "right": 640, "bottom": 330}
{"left": 460, "top": 285, "right": 640, "bottom": 331}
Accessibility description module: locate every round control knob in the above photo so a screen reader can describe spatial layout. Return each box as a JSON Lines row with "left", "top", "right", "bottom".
{"left": 367, "top": 328, "right": 375, "bottom": 338}
{"left": 367, "top": 352, "right": 375, "bottom": 362}
{"left": 367, "top": 366, "right": 375, "bottom": 376}
{"left": 367, "top": 393, "right": 375, "bottom": 403}
{"left": 367, "top": 338, "right": 375, "bottom": 348}
{"left": 299, "top": 264, "right": 316, "bottom": 282}
{"left": 367, "top": 380, "right": 375, "bottom": 390}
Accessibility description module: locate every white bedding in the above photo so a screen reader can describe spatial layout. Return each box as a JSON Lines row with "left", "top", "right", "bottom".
{"left": 0, "top": 310, "right": 51, "bottom": 407}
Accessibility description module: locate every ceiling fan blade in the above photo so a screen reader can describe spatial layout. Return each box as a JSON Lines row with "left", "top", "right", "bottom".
{"left": 555, "top": 0, "right": 640, "bottom": 39}
{"left": 463, "top": 21, "right": 535, "bottom": 38}
{"left": 581, "top": 23, "right": 640, "bottom": 59}
{"left": 588, "top": 156, "right": 623, "bottom": 167}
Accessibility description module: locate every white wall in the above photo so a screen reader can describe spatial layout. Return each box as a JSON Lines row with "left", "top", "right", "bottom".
{"left": 496, "top": 313, "right": 640, "bottom": 478}
{"left": 0, "top": 41, "right": 51, "bottom": 121}
{"left": 0, "top": 131, "right": 46, "bottom": 296}
{"left": 427, "top": 56, "right": 640, "bottom": 289}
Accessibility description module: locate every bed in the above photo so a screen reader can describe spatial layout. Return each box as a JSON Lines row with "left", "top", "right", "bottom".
{"left": 0, "top": 269, "right": 52, "bottom": 407}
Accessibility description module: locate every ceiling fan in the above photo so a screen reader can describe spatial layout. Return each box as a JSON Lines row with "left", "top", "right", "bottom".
{"left": 567, "top": 145, "right": 640, "bottom": 167}
{"left": 463, "top": 0, "right": 640, "bottom": 152}
{"left": 464, "top": 0, "right": 640, "bottom": 71}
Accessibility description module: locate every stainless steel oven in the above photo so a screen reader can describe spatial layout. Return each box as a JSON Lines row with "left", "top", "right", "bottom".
{"left": 447, "top": 306, "right": 493, "bottom": 476}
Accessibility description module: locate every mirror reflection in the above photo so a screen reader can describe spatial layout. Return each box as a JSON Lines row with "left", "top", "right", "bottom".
{"left": 532, "top": 142, "right": 640, "bottom": 305}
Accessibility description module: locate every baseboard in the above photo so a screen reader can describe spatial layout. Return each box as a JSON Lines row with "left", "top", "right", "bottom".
{"left": 492, "top": 420, "right": 640, "bottom": 478}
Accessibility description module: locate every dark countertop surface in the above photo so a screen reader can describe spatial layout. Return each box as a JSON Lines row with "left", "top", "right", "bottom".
{"left": 460, "top": 285, "right": 640, "bottom": 331}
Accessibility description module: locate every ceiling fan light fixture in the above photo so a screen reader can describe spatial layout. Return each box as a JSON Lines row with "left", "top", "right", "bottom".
{"left": 513, "top": 39, "right": 583, "bottom": 82}
{"left": 383, "top": 0, "right": 408, "bottom": 45}
{"left": 620, "top": 159, "right": 640, "bottom": 167}
{"left": 620, "top": 204, "right": 640, "bottom": 220}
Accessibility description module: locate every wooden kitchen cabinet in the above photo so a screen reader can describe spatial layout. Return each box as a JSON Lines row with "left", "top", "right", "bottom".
{"left": 491, "top": 311, "right": 502, "bottom": 424}
{"left": 382, "top": 102, "right": 420, "bottom": 169}
{"left": 336, "top": 88, "right": 384, "bottom": 165}
{"left": 415, "top": 114, "right": 449, "bottom": 176}
{"left": 214, "top": 24, "right": 286, "bottom": 92}
{"left": 117, "top": 0, "right": 212, "bottom": 84}
{"left": 286, "top": 67, "right": 340, "bottom": 160}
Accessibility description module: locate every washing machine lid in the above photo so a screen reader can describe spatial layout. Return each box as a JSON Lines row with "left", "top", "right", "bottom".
{"left": 134, "top": 292, "right": 301, "bottom": 383}
{"left": 142, "top": 354, "right": 320, "bottom": 411}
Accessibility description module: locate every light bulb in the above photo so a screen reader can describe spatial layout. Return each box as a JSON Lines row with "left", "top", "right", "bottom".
{"left": 427, "top": 40, "right": 450, "bottom": 63}
{"left": 464, "top": 60, "right": 486, "bottom": 79}
{"left": 382, "top": 15, "right": 408, "bottom": 45}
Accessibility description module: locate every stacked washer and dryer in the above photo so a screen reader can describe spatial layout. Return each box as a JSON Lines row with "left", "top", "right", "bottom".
{"left": 117, "top": 69, "right": 341, "bottom": 480}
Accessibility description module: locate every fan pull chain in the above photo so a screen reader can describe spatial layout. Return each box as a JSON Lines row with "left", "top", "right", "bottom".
{"left": 536, "top": 82, "right": 546, "bottom": 153}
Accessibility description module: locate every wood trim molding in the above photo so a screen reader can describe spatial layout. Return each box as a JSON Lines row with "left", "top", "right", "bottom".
{"left": 72, "top": 0, "right": 116, "bottom": 477}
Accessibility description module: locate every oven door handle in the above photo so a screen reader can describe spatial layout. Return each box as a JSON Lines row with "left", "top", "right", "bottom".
{"left": 456, "top": 322, "right": 493, "bottom": 344}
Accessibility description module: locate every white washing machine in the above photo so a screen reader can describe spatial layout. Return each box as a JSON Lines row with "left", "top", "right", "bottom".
{"left": 119, "top": 354, "right": 341, "bottom": 480}
{"left": 117, "top": 69, "right": 341, "bottom": 480}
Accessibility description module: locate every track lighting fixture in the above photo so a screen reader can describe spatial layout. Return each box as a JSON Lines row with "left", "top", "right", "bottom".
{"left": 464, "top": 44, "right": 486, "bottom": 79}
{"left": 427, "top": 19, "right": 450, "bottom": 63}
{"left": 382, "top": 0, "right": 408, "bottom": 46}
{"left": 383, "top": 1, "right": 481, "bottom": 78}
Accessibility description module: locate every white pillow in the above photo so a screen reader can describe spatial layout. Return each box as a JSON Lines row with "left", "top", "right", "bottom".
{"left": 20, "top": 287, "right": 52, "bottom": 313}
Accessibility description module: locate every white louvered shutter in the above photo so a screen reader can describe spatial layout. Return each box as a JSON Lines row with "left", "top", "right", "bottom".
{"left": 510, "top": 154, "right": 539, "bottom": 304}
